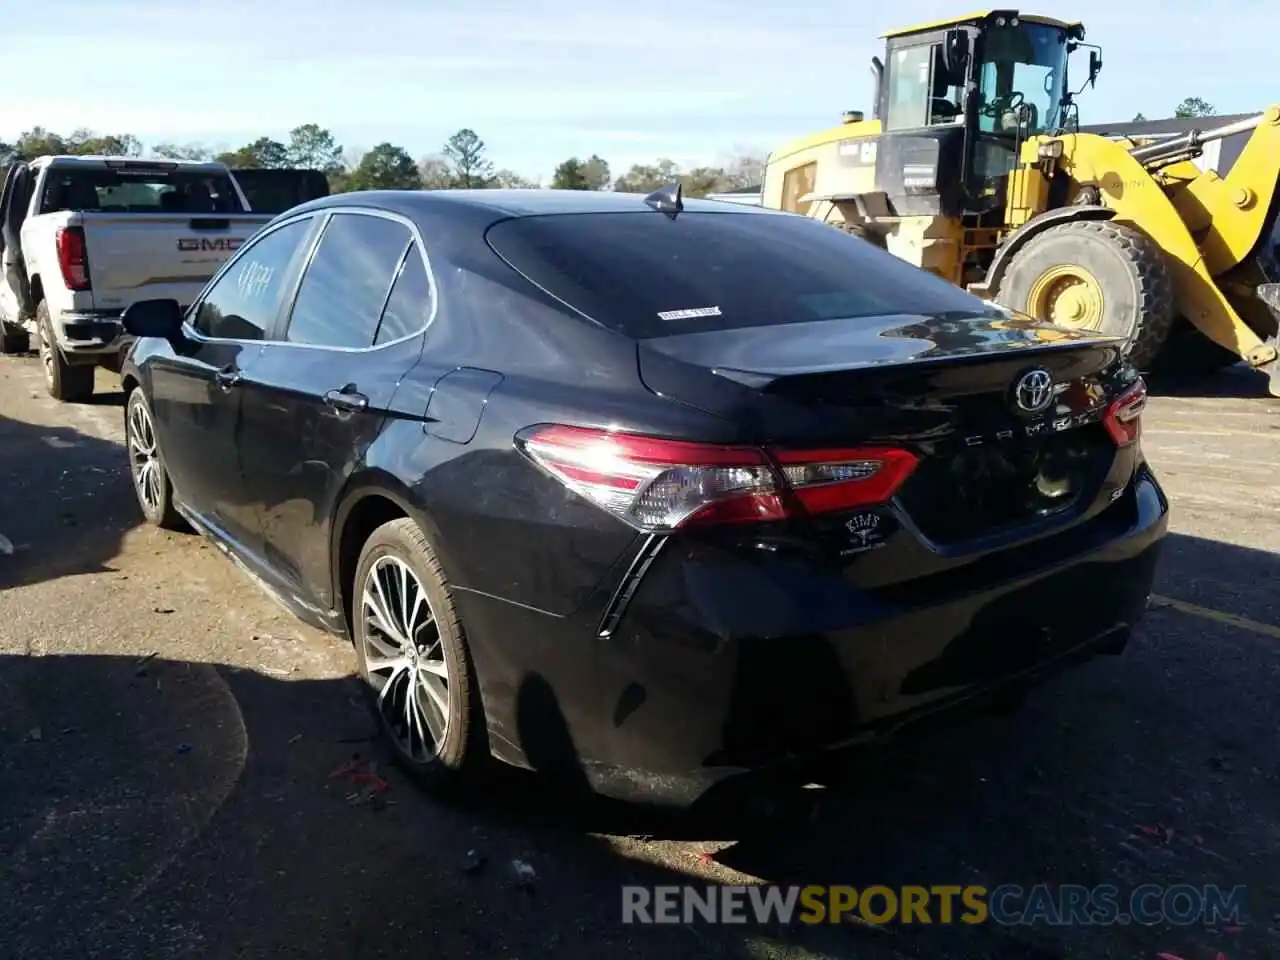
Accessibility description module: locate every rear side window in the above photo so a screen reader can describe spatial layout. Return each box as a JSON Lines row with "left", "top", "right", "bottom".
{"left": 485, "top": 211, "right": 994, "bottom": 340}
{"left": 376, "top": 243, "right": 432, "bottom": 344}
{"left": 39, "top": 164, "right": 242, "bottom": 214}
{"left": 285, "top": 213, "right": 413, "bottom": 349}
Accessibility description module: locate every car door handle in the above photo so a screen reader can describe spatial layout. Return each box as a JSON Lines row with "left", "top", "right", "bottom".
{"left": 323, "top": 386, "right": 369, "bottom": 413}
{"left": 214, "top": 366, "right": 242, "bottom": 390}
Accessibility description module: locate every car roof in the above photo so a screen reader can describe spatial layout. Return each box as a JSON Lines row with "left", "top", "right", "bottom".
{"left": 290, "top": 187, "right": 786, "bottom": 224}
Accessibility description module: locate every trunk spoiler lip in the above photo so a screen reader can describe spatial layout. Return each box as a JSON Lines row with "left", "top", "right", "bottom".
{"left": 640, "top": 311, "right": 1129, "bottom": 389}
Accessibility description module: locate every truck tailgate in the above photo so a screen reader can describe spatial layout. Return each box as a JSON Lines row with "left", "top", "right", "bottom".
{"left": 78, "top": 213, "right": 273, "bottom": 310}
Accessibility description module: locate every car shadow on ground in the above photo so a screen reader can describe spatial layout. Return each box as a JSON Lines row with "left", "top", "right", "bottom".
{"left": 4, "top": 528, "right": 1278, "bottom": 960}
{"left": 85, "top": 388, "right": 127, "bottom": 407}
{"left": 0, "top": 411, "right": 138, "bottom": 591}
{"left": 1146, "top": 362, "right": 1275, "bottom": 400}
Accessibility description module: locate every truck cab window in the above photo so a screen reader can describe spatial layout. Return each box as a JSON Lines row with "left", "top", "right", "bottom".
{"left": 40, "top": 168, "right": 242, "bottom": 215}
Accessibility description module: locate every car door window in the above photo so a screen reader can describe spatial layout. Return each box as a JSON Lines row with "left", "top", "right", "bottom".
{"left": 375, "top": 242, "right": 432, "bottom": 345}
{"left": 192, "top": 218, "right": 313, "bottom": 341}
{"left": 285, "top": 212, "right": 413, "bottom": 349}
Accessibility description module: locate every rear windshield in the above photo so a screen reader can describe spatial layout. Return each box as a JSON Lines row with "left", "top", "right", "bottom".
{"left": 39, "top": 165, "right": 243, "bottom": 215}
{"left": 485, "top": 211, "right": 996, "bottom": 339}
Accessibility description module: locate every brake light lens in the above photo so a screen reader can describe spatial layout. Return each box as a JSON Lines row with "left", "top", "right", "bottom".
{"left": 56, "top": 227, "right": 90, "bottom": 291}
{"left": 1103, "top": 378, "right": 1147, "bottom": 447}
{"left": 518, "top": 425, "right": 918, "bottom": 530}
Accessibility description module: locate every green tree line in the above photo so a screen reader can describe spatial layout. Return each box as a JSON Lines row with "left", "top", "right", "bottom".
{"left": 0, "top": 123, "right": 765, "bottom": 197}
{"left": 1132, "top": 96, "right": 1218, "bottom": 123}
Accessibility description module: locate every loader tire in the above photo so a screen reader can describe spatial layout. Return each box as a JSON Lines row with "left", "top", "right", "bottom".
{"left": 840, "top": 221, "right": 888, "bottom": 249}
{"left": 997, "top": 220, "right": 1175, "bottom": 369}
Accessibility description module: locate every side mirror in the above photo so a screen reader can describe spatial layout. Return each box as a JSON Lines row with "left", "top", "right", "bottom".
{"left": 1088, "top": 50, "right": 1102, "bottom": 87}
{"left": 122, "top": 298, "right": 185, "bottom": 340}
{"left": 942, "top": 29, "right": 970, "bottom": 81}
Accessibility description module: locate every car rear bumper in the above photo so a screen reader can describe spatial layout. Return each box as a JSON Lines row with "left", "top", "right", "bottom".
{"left": 457, "top": 465, "right": 1168, "bottom": 806}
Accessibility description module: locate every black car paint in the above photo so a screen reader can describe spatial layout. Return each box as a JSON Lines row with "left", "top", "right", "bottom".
{"left": 123, "top": 189, "right": 1168, "bottom": 804}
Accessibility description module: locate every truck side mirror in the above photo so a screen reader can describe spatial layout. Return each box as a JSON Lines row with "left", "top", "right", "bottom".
{"left": 1088, "top": 50, "right": 1102, "bottom": 87}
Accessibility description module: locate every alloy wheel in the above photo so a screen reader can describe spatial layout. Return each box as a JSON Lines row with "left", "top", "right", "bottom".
{"left": 38, "top": 322, "right": 54, "bottom": 387}
{"left": 127, "top": 397, "right": 163, "bottom": 514}
{"left": 360, "top": 555, "right": 450, "bottom": 760}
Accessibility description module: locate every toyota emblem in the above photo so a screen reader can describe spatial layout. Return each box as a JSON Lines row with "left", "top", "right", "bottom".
{"left": 1013, "top": 368, "right": 1054, "bottom": 414}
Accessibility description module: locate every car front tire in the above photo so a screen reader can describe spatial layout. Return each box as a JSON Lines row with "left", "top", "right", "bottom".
{"left": 352, "top": 518, "right": 487, "bottom": 793}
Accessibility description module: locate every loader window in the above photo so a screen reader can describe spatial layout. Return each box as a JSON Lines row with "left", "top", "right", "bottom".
{"left": 886, "top": 43, "right": 964, "bottom": 131}
{"left": 781, "top": 163, "right": 817, "bottom": 215}
{"left": 976, "top": 22, "right": 1069, "bottom": 135}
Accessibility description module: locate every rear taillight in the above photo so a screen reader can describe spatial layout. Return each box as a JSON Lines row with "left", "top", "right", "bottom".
{"left": 517, "top": 425, "right": 918, "bottom": 531}
{"left": 1103, "top": 378, "right": 1146, "bottom": 447}
{"left": 56, "top": 227, "right": 90, "bottom": 291}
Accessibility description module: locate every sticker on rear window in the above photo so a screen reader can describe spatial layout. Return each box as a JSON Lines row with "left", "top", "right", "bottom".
{"left": 657, "top": 306, "right": 722, "bottom": 321}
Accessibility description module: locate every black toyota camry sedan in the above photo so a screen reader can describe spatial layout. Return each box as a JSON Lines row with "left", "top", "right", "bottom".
{"left": 119, "top": 187, "right": 1168, "bottom": 804}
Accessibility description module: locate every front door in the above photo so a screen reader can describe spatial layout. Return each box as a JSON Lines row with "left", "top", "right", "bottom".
{"left": 237, "top": 210, "right": 433, "bottom": 611}
{"left": 148, "top": 214, "right": 319, "bottom": 551}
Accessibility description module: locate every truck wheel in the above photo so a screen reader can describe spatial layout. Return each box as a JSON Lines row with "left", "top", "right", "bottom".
{"left": 36, "top": 302, "right": 95, "bottom": 402}
{"left": 1, "top": 325, "right": 29, "bottom": 355}
{"left": 997, "top": 220, "right": 1175, "bottom": 369}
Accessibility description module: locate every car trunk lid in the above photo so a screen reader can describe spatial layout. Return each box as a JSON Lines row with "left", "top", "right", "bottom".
{"left": 637, "top": 311, "right": 1134, "bottom": 554}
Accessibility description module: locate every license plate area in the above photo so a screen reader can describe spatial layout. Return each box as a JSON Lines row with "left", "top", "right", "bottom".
{"left": 896, "top": 423, "right": 1114, "bottom": 545}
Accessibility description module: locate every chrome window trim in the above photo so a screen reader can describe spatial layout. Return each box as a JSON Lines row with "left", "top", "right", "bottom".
{"left": 182, "top": 205, "right": 439, "bottom": 353}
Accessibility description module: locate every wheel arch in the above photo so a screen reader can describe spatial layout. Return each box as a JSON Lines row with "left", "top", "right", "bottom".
{"left": 329, "top": 470, "right": 453, "bottom": 642}
{"left": 977, "top": 205, "right": 1116, "bottom": 298}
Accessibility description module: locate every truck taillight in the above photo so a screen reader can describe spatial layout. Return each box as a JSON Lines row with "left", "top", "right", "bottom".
{"left": 517, "top": 425, "right": 918, "bottom": 531}
{"left": 1103, "top": 378, "right": 1147, "bottom": 447}
{"left": 56, "top": 227, "right": 90, "bottom": 291}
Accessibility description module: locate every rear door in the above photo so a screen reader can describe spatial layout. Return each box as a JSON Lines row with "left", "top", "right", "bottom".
{"left": 146, "top": 215, "right": 320, "bottom": 549}
{"left": 237, "top": 209, "right": 432, "bottom": 610}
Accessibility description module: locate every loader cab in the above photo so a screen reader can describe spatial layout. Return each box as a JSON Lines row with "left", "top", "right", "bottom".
{"left": 873, "top": 10, "right": 1089, "bottom": 216}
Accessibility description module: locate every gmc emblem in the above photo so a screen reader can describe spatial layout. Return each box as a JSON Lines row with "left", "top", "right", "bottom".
{"left": 177, "top": 237, "right": 242, "bottom": 252}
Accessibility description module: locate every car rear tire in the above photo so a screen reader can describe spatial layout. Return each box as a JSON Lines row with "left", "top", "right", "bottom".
{"left": 352, "top": 518, "right": 487, "bottom": 793}
{"left": 37, "top": 302, "right": 95, "bottom": 402}
{"left": 997, "top": 220, "right": 1175, "bottom": 369}
{"left": 125, "top": 388, "right": 185, "bottom": 530}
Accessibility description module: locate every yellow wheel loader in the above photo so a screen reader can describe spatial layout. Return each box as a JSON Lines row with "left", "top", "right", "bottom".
{"left": 760, "top": 9, "right": 1280, "bottom": 393}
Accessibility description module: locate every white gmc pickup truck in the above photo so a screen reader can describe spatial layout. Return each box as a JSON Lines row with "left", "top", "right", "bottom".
{"left": 0, "top": 156, "right": 324, "bottom": 401}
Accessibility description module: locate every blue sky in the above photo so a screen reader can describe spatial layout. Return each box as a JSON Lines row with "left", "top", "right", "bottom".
{"left": 2, "top": 0, "right": 1275, "bottom": 180}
